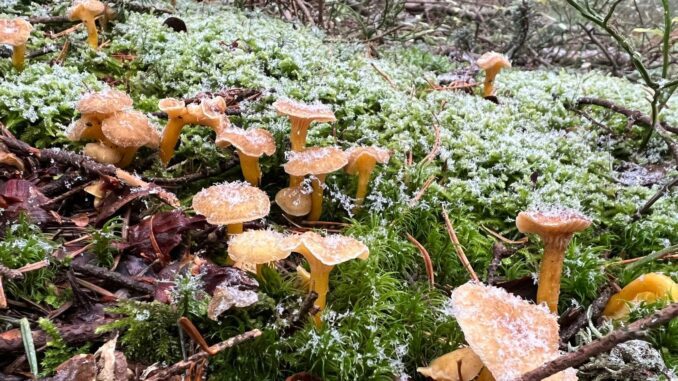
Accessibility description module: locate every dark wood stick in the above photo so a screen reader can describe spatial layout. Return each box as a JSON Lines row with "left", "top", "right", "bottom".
{"left": 142, "top": 158, "right": 238, "bottom": 186}
{"left": 27, "top": 16, "right": 72, "bottom": 24}
{"left": 576, "top": 97, "right": 678, "bottom": 134}
{"left": 634, "top": 176, "right": 678, "bottom": 219}
{"left": 145, "top": 329, "right": 262, "bottom": 380}
{"left": 71, "top": 262, "right": 154, "bottom": 294}
{"left": 558, "top": 283, "right": 614, "bottom": 347}
{"left": 0, "top": 319, "right": 114, "bottom": 353}
{"left": 283, "top": 291, "right": 319, "bottom": 336}
{"left": 515, "top": 302, "right": 678, "bottom": 381}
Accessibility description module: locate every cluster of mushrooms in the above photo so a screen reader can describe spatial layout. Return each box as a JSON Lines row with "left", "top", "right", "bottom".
{"left": 0, "top": 0, "right": 108, "bottom": 71}
{"left": 68, "top": 89, "right": 390, "bottom": 325}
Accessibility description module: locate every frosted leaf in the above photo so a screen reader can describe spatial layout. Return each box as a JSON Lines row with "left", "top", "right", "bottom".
{"left": 207, "top": 283, "right": 258, "bottom": 320}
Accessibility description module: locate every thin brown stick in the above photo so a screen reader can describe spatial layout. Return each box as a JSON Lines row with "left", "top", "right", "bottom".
{"left": 370, "top": 62, "right": 397, "bottom": 89}
{"left": 441, "top": 208, "right": 479, "bottom": 282}
{"left": 409, "top": 175, "right": 436, "bottom": 207}
{"left": 71, "top": 262, "right": 154, "bottom": 294}
{"left": 420, "top": 123, "right": 441, "bottom": 164}
{"left": 515, "top": 302, "right": 678, "bottom": 381}
{"left": 405, "top": 233, "right": 435, "bottom": 288}
{"left": 145, "top": 329, "right": 262, "bottom": 380}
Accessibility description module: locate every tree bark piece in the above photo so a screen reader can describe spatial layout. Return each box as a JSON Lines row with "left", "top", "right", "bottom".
{"left": 71, "top": 262, "right": 154, "bottom": 294}
{"left": 0, "top": 319, "right": 114, "bottom": 353}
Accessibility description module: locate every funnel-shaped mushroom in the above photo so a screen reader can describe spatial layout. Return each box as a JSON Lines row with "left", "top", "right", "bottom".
{"left": 228, "top": 230, "right": 298, "bottom": 275}
{"left": 67, "top": 0, "right": 105, "bottom": 48}
{"left": 158, "top": 96, "right": 227, "bottom": 166}
{"left": 476, "top": 52, "right": 511, "bottom": 98}
{"left": 68, "top": 89, "right": 133, "bottom": 143}
{"left": 100, "top": 111, "right": 161, "bottom": 168}
{"left": 273, "top": 99, "right": 336, "bottom": 152}
{"left": 516, "top": 209, "right": 591, "bottom": 312}
{"left": 284, "top": 147, "right": 348, "bottom": 221}
{"left": 417, "top": 347, "right": 484, "bottom": 381}
{"left": 0, "top": 18, "right": 32, "bottom": 71}
{"left": 345, "top": 146, "right": 390, "bottom": 209}
{"left": 192, "top": 181, "right": 270, "bottom": 235}
{"left": 451, "top": 282, "right": 577, "bottom": 381}
{"left": 216, "top": 127, "right": 276, "bottom": 186}
{"left": 83, "top": 142, "right": 122, "bottom": 165}
{"left": 293, "top": 231, "right": 369, "bottom": 326}
{"left": 275, "top": 186, "right": 312, "bottom": 217}
{"left": 603, "top": 272, "right": 678, "bottom": 320}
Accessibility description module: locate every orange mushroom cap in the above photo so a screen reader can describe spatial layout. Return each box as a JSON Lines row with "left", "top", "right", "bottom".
{"left": 227, "top": 230, "right": 298, "bottom": 265}
{"left": 0, "top": 18, "right": 32, "bottom": 47}
{"left": 283, "top": 147, "right": 348, "bottom": 177}
{"left": 275, "top": 186, "right": 312, "bottom": 217}
{"left": 66, "top": 115, "right": 102, "bottom": 141}
{"left": 67, "top": 0, "right": 105, "bottom": 21}
{"left": 76, "top": 89, "right": 133, "bottom": 119}
{"left": 297, "top": 231, "right": 369, "bottom": 265}
{"left": 273, "top": 99, "right": 336, "bottom": 123}
{"left": 215, "top": 127, "right": 276, "bottom": 157}
{"left": 451, "top": 282, "right": 577, "bottom": 381}
{"left": 345, "top": 146, "right": 390, "bottom": 175}
{"left": 101, "top": 111, "right": 161, "bottom": 149}
{"left": 158, "top": 98, "right": 186, "bottom": 118}
{"left": 516, "top": 209, "right": 591, "bottom": 243}
{"left": 83, "top": 142, "right": 122, "bottom": 164}
{"left": 476, "top": 52, "right": 511, "bottom": 71}
{"left": 192, "top": 181, "right": 270, "bottom": 226}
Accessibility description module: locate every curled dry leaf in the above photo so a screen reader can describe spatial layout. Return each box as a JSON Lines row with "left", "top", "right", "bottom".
{"left": 207, "top": 282, "right": 258, "bottom": 320}
{"left": 417, "top": 347, "right": 483, "bottom": 381}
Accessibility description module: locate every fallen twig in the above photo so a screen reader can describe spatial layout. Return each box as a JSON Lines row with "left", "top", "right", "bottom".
{"left": 405, "top": 233, "right": 434, "bottom": 288}
{"left": 634, "top": 176, "right": 678, "bottom": 219}
{"left": 0, "top": 319, "right": 114, "bottom": 353}
{"left": 441, "top": 208, "right": 479, "bottom": 282}
{"left": 558, "top": 283, "right": 614, "bottom": 347}
{"left": 370, "top": 63, "right": 397, "bottom": 89}
{"left": 71, "top": 262, "right": 154, "bottom": 294}
{"left": 408, "top": 175, "right": 436, "bottom": 207}
{"left": 514, "top": 302, "right": 678, "bottom": 381}
{"left": 283, "top": 291, "right": 319, "bottom": 336}
{"left": 487, "top": 242, "right": 519, "bottom": 285}
{"left": 145, "top": 329, "right": 262, "bottom": 380}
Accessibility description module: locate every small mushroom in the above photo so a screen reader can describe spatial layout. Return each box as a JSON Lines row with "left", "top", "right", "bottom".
{"left": 192, "top": 181, "right": 270, "bottom": 235}
{"left": 84, "top": 180, "right": 108, "bottom": 208}
{"left": 67, "top": 0, "right": 105, "bottom": 48}
{"left": 67, "top": 0, "right": 105, "bottom": 49}
{"left": 273, "top": 99, "right": 336, "bottom": 152}
{"left": 283, "top": 147, "right": 348, "bottom": 221}
{"left": 68, "top": 89, "right": 133, "bottom": 143}
{"left": 215, "top": 127, "right": 276, "bottom": 186}
{"left": 275, "top": 186, "right": 312, "bottom": 217}
{"left": 476, "top": 52, "right": 511, "bottom": 98}
{"left": 293, "top": 231, "right": 369, "bottom": 326}
{"left": 158, "top": 96, "right": 227, "bottom": 166}
{"left": 227, "top": 230, "right": 298, "bottom": 275}
{"left": 344, "top": 146, "right": 390, "bottom": 209}
{"left": 451, "top": 282, "right": 578, "bottom": 381}
{"left": 100, "top": 111, "right": 161, "bottom": 168}
{"left": 417, "top": 347, "right": 484, "bottom": 381}
{"left": 603, "top": 272, "right": 678, "bottom": 320}
{"left": 0, "top": 151, "right": 25, "bottom": 172}
{"left": 83, "top": 142, "right": 122, "bottom": 165}
{"left": 516, "top": 209, "right": 591, "bottom": 312}
{"left": 0, "top": 18, "right": 32, "bottom": 71}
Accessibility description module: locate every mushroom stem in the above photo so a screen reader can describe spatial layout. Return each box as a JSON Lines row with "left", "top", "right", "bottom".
{"left": 227, "top": 223, "right": 243, "bottom": 235}
{"left": 308, "top": 174, "right": 326, "bottom": 222}
{"left": 11, "top": 44, "right": 26, "bottom": 71}
{"left": 238, "top": 151, "right": 261, "bottom": 186}
{"left": 483, "top": 68, "right": 501, "bottom": 97}
{"left": 159, "top": 118, "right": 186, "bottom": 166}
{"left": 290, "top": 118, "right": 311, "bottom": 152}
{"left": 117, "top": 147, "right": 139, "bottom": 168}
{"left": 82, "top": 17, "right": 99, "bottom": 48}
{"left": 297, "top": 249, "right": 333, "bottom": 327}
{"left": 536, "top": 235, "right": 572, "bottom": 312}
{"left": 354, "top": 165, "right": 376, "bottom": 209}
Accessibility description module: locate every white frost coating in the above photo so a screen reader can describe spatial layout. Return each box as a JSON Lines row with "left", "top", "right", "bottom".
{"left": 208, "top": 283, "right": 259, "bottom": 320}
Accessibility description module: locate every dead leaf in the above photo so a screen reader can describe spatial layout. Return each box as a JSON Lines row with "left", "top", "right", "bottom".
{"left": 45, "top": 354, "right": 97, "bottom": 381}
{"left": 207, "top": 283, "right": 258, "bottom": 320}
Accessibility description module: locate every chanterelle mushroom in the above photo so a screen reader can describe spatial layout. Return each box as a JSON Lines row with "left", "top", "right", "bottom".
{"left": 345, "top": 146, "right": 390, "bottom": 209}
{"left": 158, "top": 96, "right": 228, "bottom": 166}
{"left": 516, "top": 208, "right": 591, "bottom": 312}
{"left": 67, "top": 0, "right": 106, "bottom": 49}
{"left": 603, "top": 272, "right": 677, "bottom": 320}
{"left": 273, "top": 99, "right": 336, "bottom": 153}
{"left": 275, "top": 186, "right": 312, "bottom": 217}
{"left": 68, "top": 89, "right": 134, "bottom": 143}
{"left": 215, "top": 127, "right": 276, "bottom": 186}
{"left": 476, "top": 52, "right": 511, "bottom": 98}
{"left": 417, "top": 347, "right": 483, "bottom": 381}
{"left": 284, "top": 147, "right": 348, "bottom": 221}
{"left": 192, "top": 181, "right": 270, "bottom": 235}
{"left": 0, "top": 18, "right": 32, "bottom": 71}
{"left": 83, "top": 142, "right": 122, "bottom": 165}
{"left": 100, "top": 111, "right": 161, "bottom": 168}
{"left": 228, "top": 230, "right": 298, "bottom": 275}
{"left": 293, "top": 231, "right": 369, "bottom": 326}
{"left": 451, "top": 282, "right": 577, "bottom": 381}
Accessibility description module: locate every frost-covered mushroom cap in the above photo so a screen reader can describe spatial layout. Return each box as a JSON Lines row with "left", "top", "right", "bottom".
{"left": 450, "top": 282, "right": 578, "bottom": 381}
{"left": 67, "top": 0, "right": 105, "bottom": 21}
{"left": 192, "top": 182, "right": 270, "bottom": 225}
{"left": 0, "top": 18, "right": 32, "bottom": 47}
{"left": 516, "top": 209, "right": 591, "bottom": 236}
{"left": 101, "top": 111, "right": 161, "bottom": 148}
{"left": 77, "top": 89, "right": 133, "bottom": 117}
{"left": 215, "top": 127, "right": 276, "bottom": 157}
{"left": 275, "top": 186, "right": 312, "bottom": 216}
{"left": 345, "top": 146, "right": 390, "bottom": 174}
{"left": 158, "top": 98, "right": 186, "bottom": 118}
{"left": 284, "top": 147, "right": 348, "bottom": 177}
{"left": 199, "top": 96, "right": 227, "bottom": 119}
{"left": 83, "top": 142, "right": 121, "bottom": 164}
{"left": 476, "top": 52, "right": 511, "bottom": 71}
{"left": 66, "top": 115, "right": 100, "bottom": 141}
{"left": 298, "top": 231, "right": 369, "bottom": 265}
{"left": 228, "top": 230, "right": 298, "bottom": 264}
{"left": 273, "top": 99, "right": 336, "bottom": 123}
